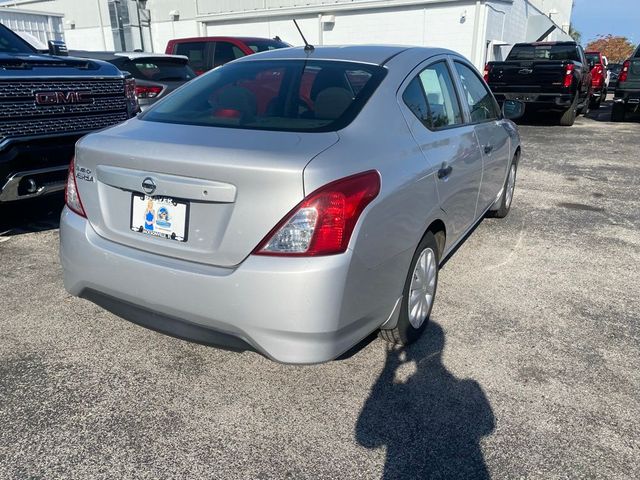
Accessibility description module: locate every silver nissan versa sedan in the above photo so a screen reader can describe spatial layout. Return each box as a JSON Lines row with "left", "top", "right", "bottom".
{"left": 60, "top": 45, "right": 523, "bottom": 364}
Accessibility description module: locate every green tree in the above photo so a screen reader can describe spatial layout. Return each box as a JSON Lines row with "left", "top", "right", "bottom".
{"left": 569, "top": 25, "right": 582, "bottom": 45}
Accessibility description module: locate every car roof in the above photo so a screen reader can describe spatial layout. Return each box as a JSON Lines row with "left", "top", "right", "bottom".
{"left": 514, "top": 41, "right": 577, "bottom": 47}
{"left": 169, "top": 36, "right": 283, "bottom": 44}
{"left": 69, "top": 50, "right": 188, "bottom": 62}
{"left": 233, "top": 45, "right": 453, "bottom": 66}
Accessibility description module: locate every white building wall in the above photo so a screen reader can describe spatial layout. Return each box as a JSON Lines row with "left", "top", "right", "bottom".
{"left": 201, "top": 3, "right": 479, "bottom": 64}
{"left": 0, "top": 7, "right": 64, "bottom": 45}
{"left": 2, "top": 0, "right": 573, "bottom": 68}
{"left": 1, "top": 0, "right": 114, "bottom": 50}
{"left": 484, "top": 0, "right": 572, "bottom": 63}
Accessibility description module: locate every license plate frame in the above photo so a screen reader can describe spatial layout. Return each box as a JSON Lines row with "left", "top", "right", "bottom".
{"left": 130, "top": 194, "right": 190, "bottom": 242}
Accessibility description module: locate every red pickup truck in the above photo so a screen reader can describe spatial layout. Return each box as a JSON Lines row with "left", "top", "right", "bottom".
{"left": 585, "top": 51, "right": 609, "bottom": 109}
{"left": 165, "top": 36, "right": 290, "bottom": 74}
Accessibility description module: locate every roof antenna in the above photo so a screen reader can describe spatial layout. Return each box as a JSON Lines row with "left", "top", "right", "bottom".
{"left": 293, "top": 19, "right": 314, "bottom": 53}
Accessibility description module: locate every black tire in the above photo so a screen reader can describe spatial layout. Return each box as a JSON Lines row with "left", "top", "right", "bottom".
{"left": 611, "top": 103, "right": 626, "bottom": 122}
{"left": 560, "top": 95, "right": 578, "bottom": 126}
{"left": 487, "top": 155, "right": 518, "bottom": 219}
{"left": 590, "top": 94, "right": 602, "bottom": 110}
{"left": 380, "top": 231, "right": 439, "bottom": 346}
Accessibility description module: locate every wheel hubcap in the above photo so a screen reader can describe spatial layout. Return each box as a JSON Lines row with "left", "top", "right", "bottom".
{"left": 505, "top": 164, "right": 516, "bottom": 208}
{"left": 408, "top": 248, "right": 437, "bottom": 329}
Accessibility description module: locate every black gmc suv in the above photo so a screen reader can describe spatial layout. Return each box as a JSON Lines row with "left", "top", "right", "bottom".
{"left": 0, "top": 23, "right": 138, "bottom": 204}
{"left": 485, "top": 41, "right": 593, "bottom": 126}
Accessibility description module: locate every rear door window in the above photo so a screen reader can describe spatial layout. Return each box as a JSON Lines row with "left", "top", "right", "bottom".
{"left": 402, "top": 77, "right": 430, "bottom": 125}
{"left": 402, "top": 61, "right": 463, "bottom": 130}
{"left": 453, "top": 62, "right": 500, "bottom": 123}
{"left": 213, "top": 41, "right": 245, "bottom": 68}
{"left": 174, "top": 41, "right": 207, "bottom": 72}
{"left": 586, "top": 53, "right": 600, "bottom": 65}
{"left": 142, "top": 60, "right": 386, "bottom": 132}
{"left": 244, "top": 39, "right": 290, "bottom": 53}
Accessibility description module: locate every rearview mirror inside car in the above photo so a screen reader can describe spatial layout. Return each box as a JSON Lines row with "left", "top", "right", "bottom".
{"left": 502, "top": 100, "right": 525, "bottom": 120}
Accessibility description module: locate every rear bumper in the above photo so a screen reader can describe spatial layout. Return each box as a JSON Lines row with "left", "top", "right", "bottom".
{"left": 613, "top": 89, "right": 640, "bottom": 109}
{"left": 494, "top": 92, "right": 574, "bottom": 109}
{"left": 60, "top": 208, "right": 385, "bottom": 364}
{"left": 0, "top": 135, "right": 78, "bottom": 203}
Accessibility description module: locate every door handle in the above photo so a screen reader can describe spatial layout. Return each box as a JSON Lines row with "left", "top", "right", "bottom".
{"left": 437, "top": 164, "right": 453, "bottom": 179}
{"left": 484, "top": 144, "right": 494, "bottom": 154}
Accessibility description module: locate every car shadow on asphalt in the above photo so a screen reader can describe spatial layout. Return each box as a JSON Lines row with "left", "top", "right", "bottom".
{"left": 0, "top": 194, "right": 64, "bottom": 237}
{"left": 355, "top": 321, "right": 495, "bottom": 479}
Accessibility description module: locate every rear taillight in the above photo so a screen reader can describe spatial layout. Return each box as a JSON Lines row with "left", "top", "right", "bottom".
{"left": 125, "top": 77, "right": 140, "bottom": 113}
{"left": 253, "top": 171, "right": 381, "bottom": 256}
{"left": 483, "top": 63, "right": 492, "bottom": 83}
{"left": 135, "top": 85, "right": 163, "bottom": 99}
{"left": 65, "top": 158, "right": 86, "bottom": 218}
{"left": 563, "top": 63, "right": 575, "bottom": 88}
{"left": 619, "top": 60, "right": 630, "bottom": 83}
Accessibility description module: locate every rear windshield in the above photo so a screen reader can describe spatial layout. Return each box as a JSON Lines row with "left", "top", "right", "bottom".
{"left": 244, "top": 39, "right": 290, "bottom": 53}
{"left": 585, "top": 53, "right": 600, "bottom": 64}
{"left": 0, "top": 24, "right": 36, "bottom": 54}
{"left": 507, "top": 44, "right": 579, "bottom": 62}
{"left": 141, "top": 60, "right": 386, "bottom": 132}
{"left": 122, "top": 58, "right": 196, "bottom": 81}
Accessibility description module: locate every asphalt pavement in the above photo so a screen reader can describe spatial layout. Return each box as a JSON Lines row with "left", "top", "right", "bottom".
{"left": 1, "top": 101, "right": 638, "bottom": 479}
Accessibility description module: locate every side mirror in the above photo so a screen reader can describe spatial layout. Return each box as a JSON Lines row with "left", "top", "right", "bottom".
{"left": 48, "top": 40, "right": 68, "bottom": 57}
{"left": 502, "top": 100, "right": 525, "bottom": 121}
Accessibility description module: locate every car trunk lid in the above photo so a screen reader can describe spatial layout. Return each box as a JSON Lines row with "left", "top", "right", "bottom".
{"left": 75, "top": 119, "right": 339, "bottom": 267}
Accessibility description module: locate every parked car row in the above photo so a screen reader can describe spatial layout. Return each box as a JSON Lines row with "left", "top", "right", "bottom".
{"left": 484, "top": 39, "right": 638, "bottom": 125}
{"left": 60, "top": 45, "right": 525, "bottom": 363}
{"left": 484, "top": 41, "right": 593, "bottom": 126}
{"left": 1, "top": 19, "right": 634, "bottom": 363}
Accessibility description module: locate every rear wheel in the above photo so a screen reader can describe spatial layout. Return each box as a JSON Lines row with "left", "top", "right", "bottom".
{"left": 611, "top": 103, "right": 626, "bottom": 122}
{"left": 380, "top": 232, "right": 439, "bottom": 346}
{"left": 591, "top": 88, "right": 606, "bottom": 109}
{"left": 560, "top": 95, "right": 578, "bottom": 126}
{"left": 488, "top": 156, "right": 517, "bottom": 219}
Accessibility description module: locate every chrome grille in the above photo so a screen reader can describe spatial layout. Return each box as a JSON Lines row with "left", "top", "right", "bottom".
{"left": 0, "top": 79, "right": 125, "bottom": 98}
{"left": 0, "top": 97, "right": 128, "bottom": 119}
{"left": 0, "top": 112, "right": 129, "bottom": 143}
{"left": 0, "top": 78, "right": 129, "bottom": 143}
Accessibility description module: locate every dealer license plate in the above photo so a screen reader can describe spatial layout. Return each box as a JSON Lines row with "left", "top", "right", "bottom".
{"left": 130, "top": 194, "right": 189, "bottom": 242}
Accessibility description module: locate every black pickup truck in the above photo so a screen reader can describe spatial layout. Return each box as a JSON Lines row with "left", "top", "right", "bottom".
{"left": 612, "top": 44, "right": 640, "bottom": 122}
{"left": 485, "top": 41, "right": 593, "bottom": 126}
{"left": 0, "top": 23, "right": 138, "bottom": 204}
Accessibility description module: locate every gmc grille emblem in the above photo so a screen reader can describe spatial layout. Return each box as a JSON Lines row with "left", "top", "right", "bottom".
{"left": 35, "top": 91, "right": 93, "bottom": 105}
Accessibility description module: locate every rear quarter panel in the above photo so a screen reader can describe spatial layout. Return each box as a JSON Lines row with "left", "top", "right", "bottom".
{"left": 303, "top": 50, "right": 447, "bottom": 326}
